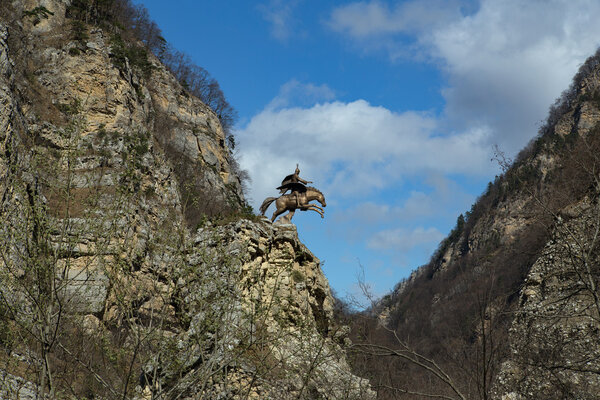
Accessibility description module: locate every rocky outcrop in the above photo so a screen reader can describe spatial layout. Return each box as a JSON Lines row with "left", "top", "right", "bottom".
{"left": 1, "top": 0, "right": 243, "bottom": 323}
{"left": 0, "top": 370, "right": 39, "bottom": 400}
{"left": 7, "top": 0, "right": 243, "bottom": 211}
{"left": 493, "top": 198, "right": 600, "bottom": 399}
{"left": 167, "top": 219, "right": 375, "bottom": 399}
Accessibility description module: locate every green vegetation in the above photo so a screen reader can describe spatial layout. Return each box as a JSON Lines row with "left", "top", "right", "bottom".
{"left": 292, "top": 270, "right": 305, "bottom": 283}
{"left": 0, "top": 302, "right": 13, "bottom": 349}
{"left": 23, "top": 6, "right": 54, "bottom": 25}
{"left": 119, "top": 129, "right": 150, "bottom": 193}
{"left": 68, "top": 47, "right": 81, "bottom": 56}
{"left": 56, "top": 98, "right": 82, "bottom": 116}
{"left": 66, "top": 0, "right": 115, "bottom": 26}
{"left": 110, "top": 34, "right": 154, "bottom": 78}
{"left": 70, "top": 19, "right": 88, "bottom": 42}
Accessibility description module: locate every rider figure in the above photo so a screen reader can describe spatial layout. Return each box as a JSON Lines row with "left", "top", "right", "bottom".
{"left": 277, "top": 164, "right": 312, "bottom": 208}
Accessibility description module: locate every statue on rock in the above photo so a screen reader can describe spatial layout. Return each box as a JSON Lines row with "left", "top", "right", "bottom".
{"left": 260, "top": 164, "right": 326, "bottom": 223}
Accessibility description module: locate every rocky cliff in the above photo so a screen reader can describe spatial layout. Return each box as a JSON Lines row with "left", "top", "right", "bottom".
{"left": 179, "top": 220, "right": 373, "bottom": 399}
{"left": 0, "top": 1, "right": 372, "bottom": 398}
{"left": 493, "top": 197, "right": 600, "bottom": 399}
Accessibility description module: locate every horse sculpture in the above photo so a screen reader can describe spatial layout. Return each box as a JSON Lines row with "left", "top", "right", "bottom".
{"left": 260, "top": 186, "right": 326, "bottom": 223}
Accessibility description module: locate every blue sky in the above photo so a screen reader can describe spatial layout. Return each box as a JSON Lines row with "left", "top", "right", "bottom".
{"left": 137, "top": 0, "right": 600, "bottom": 303}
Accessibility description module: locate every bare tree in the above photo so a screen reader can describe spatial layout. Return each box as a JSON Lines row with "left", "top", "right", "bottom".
{"left": 342, "top": 265, "right": 468, "bottom": 400}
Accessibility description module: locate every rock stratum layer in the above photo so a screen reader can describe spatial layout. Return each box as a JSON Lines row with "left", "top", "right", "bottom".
{"left": 0, "top": 1, "right": 372, "bottom": 398}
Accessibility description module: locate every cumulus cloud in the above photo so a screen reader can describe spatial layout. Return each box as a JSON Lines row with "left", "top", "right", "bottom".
{"left": 327, "top": 0, "right": 600, "bottom": 154}
{"left": 326, "top": 173, "right": 474, "bottom": 251}
{"left": 237, "top": 95, "right": 491, "bottom": 209}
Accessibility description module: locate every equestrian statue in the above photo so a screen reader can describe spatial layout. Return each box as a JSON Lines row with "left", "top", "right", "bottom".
{"left": 260, "top": 164, "right": 326, "bottom": 223}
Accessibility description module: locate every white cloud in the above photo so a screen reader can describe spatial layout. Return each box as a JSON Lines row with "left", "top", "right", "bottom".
{"left": 367, "top": 226, "right": 444, "bottom": 251}
{"left": 266, "top": 79, "right": 336, "bottom": 110}
{"left": 432, "top": 0, "right": 600, "bottom": 154}
{"left": 328, "top": 0, "right": 463, "bottom": 38}
{"left": 327, "top": 0, "right": 600, "bottom": 154}
{"left": 327, "top": 174, "right": 474, "bottom": 247}
{"left": 237, "top": 97, "right": 492, "bottom": 209}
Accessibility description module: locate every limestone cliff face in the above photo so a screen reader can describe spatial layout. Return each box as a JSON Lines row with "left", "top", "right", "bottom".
{"left": 5, "top": 0, "right": 242, "bottom": 208}
{"left": 1, "top": 0, "right": 242, "bottom": 314}
{"left": 0, "top": 2, "right": 371, "bottom": 398}
{"left": 178, "top": 220, "right": 374, "bottom": 399}
{"left": 493, "top": 198, "right": 600, "bottom": 399}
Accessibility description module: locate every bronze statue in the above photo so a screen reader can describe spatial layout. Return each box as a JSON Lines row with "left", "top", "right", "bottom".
{"left": 260, "top": 165, "right": 326, "bottom": 223}
{"left": 277, "top": 164, "right": 312, "bottom": 207}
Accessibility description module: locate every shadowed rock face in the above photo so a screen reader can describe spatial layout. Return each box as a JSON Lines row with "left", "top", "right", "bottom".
{"left": 0, "top": 2, "right": 372, "bottom": 398}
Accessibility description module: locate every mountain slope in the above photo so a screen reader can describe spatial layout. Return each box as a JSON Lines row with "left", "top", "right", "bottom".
{"left": 346, "top": 48, "right": 600, "bottom": 400}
